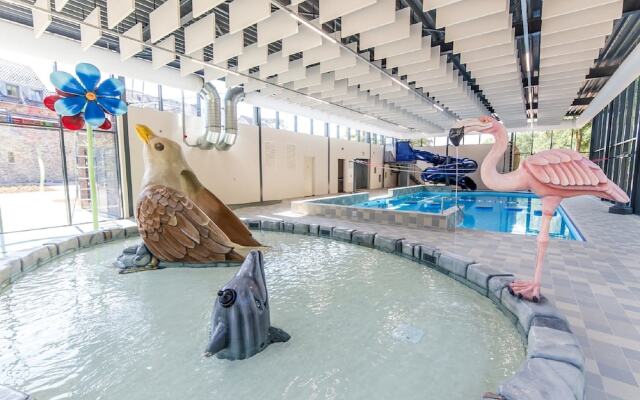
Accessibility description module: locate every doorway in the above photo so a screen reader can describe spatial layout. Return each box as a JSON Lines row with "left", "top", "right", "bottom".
{"left": 303, "top": 156, "right": 315, "bottom": 197}
{"left": 337, "top": 158, "right": 345, "bottom": 193}
{"left": 353, "top": 158, "right": 369, "bottom": 191}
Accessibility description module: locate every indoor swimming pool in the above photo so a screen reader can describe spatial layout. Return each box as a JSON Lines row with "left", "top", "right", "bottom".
{"left": 356, "top": 191, "right": 583, "bottom": 240}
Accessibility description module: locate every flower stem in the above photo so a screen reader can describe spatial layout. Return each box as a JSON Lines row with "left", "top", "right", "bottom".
{"left": 86, "top": 125, "right": 99, "bottom": 230}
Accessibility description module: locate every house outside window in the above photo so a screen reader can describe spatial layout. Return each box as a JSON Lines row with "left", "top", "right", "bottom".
{"left": 6, "top": 83, "right": 19, "bottom": 98}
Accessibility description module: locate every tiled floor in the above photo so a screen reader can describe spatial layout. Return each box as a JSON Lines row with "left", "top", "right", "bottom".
{"left": 236, "top": 192, "right": 640, "bottom": 400}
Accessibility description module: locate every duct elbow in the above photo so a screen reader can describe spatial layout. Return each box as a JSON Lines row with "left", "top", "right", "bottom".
{"left": 186, "top": 82, "right": 222, "bottom": 150}
{"left": 217, "top": 86, "right": 244, "bottom": 151}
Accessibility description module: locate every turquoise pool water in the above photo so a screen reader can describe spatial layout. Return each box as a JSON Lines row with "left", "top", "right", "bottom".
{"left": 356, "top": 191, "right": 582, "bottom": 241}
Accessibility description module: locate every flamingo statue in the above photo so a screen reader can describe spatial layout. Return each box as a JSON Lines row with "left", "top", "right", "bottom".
{"left": 448, "top": 116, "right": 630, "bottom": 302}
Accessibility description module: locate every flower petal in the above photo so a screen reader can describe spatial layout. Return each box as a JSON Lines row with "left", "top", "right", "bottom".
{"left": 96, "top": 78, "right": 125, "bottom": 97}
{"left": 85, "top": 101, "right": 106, "bottom": 128}
{"left": 76, "top": 63, "right": 101, "bottom": 91}
{"left": 98, "top": 118, "right": 112, "bottom": 130}
{"left": 54, "top": 96, "right": 87, "bottom": 116}
{"left": 61, "top": 114, "right": 85, "bottom": 130}
{"left": 50, "top": 71, "right": 86, "bottom": 95}
{"left": 43, "top": 95, "right": 60, "bottom": 111}
{"left": 97, "top": 96, "right": 128, "bottom": 115}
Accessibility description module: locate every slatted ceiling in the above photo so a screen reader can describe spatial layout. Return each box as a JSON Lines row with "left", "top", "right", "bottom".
{"left": 453, "top": 27, "right": 514, "bottom": 54}
{"left": 302, "top": 38, "right": 341, "bottom": 66}
{"left": 318, "top": 0, "right": 376, "bottom": 24}
{"left": 228, "top": 0, "right": 269, "bottom": 34}
{"left": 179, "top": 51, "right": 203, "bottom": 76}
{"left": 276, "top": 59, "right": 307, "bottom": 85}
{"left": 459, "top": 42, "right": 516, "bottom": 63}
{"left": 107, "top": 0, "right": 134, "bottom": 29}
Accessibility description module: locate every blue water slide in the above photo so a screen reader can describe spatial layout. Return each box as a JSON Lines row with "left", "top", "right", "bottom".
{"left": 395, "top": 141, "right": 478, "bottom": 190}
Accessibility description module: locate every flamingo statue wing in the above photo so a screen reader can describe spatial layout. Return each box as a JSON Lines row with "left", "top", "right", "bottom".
{"left": 522, "top": 149, "right": 629, "bottom": 203}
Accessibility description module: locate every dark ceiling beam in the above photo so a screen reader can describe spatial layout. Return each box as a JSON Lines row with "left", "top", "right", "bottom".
{"left": 514, "top": 17, "right": 541, "bottom": 38}
{"left": 400, "top": 0, "right": 494, "bottom": 113}
{"left": 523, "top": 65, "right": 620, "bottom": 88}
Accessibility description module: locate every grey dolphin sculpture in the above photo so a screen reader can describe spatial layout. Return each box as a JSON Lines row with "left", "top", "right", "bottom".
{"left": 205, "top": 250, "right": 290, "bottom": 360}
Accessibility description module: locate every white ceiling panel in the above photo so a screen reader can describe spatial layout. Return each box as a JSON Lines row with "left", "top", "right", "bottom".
{"left": 359, "top": 8, "right": 411, "bottom": 49}
{"left": 453, "top": 27, "right": 513, "bottom": 53}
{"left": 435, "top": 0, "right": 508, "bottom": 28}
{"left": 385, "top": 44, "right": 434, "bottom": 68}
{"left": 542, "top": 0, "right": 620, "bottom": 19}
{"left": 33, "top": 0, "right": 51, "bottom": 38}
{"left": 184, "top": 13, "right": 215, "bottom": 54}
{"left": 541, "top": 1, "right": 622, "bottom": 36}
{"left": 340, "top": 0, "right": 395, "bottom": 37}
{"left": 445, "top": 12, "right": 510, "bottom": 42}
{"left": 282, "top": 24, "right": 323, "bottom": 56}
{"left": 237, "top": 43, "right": 268, "bottom": 72}
{"left": 204, "top": 66, "right": 226, "bottom": 82}
{"left": 213, "top": 30, "right": 244, "bottom": 64}
{"left": 80, "top": 7, "right": 101, "bottom": 51}
{"left": 180, "top": 50, "right": 203, "bottom": 76}
{"left": 423, "top": 0, "right": 464, "bottom": 11}
{"left": 259, "top": 52, "right": 289, "bottom": 78}
{"left": 192, "top": 0, "right": 225, "bottom": 18}
{"left": 119, "top": 22, "right": 143, "bottom": 61}
{"left": 149, "top": 0, "right": 180, "bottom": 43}
{"left": 55, "top": 0, "right": 69, "bottom": 12}
{"left": 107, "top": 0, "right": 134, "bottom": 29}
{"left": 374, "top": 24, "right": 423, "bottom": 60}
{"left": 229, "top": 0, "right": 270, "bottom": 34}
{"left": 303, "top": 39, "right": 341, "bottom": 66}
{"left": 277, "top": 59, "right": 306, "bottom": 85}
{"left": 257, "top": 9, "right": 299, "bottom": 47}
{"left": 541, "top": 21, "right": 615, "bottom": 48}
{"left": 334, "top": 60, "right": 370, "bottom": 80}
{"left": 319, "top": 0, "right": 377, "bottom": 24}
{"left": 151, "top": 34, "right": 175, "bottom": 69}
{"left": 319, "top": 49, "right": 357, "bottom": 73}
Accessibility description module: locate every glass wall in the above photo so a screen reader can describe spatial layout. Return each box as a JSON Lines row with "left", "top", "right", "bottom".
{"left": 261, "top": 108, "right": 278, "bottom": 128}
{"left": 279, "top": 112, "right": 295, "bottom": 131}
{"left": 297, "top": 116, "right": 311, "bottom": 134}
{"left": 125, "top": 78, "right": 160, "bottom": 109}
{"left": 161, "top": 85, "right": 183, "bottom": 113}
{"left": 590, "top": 76, "right": 639, "bottom": 213}
{"left": 313, "top": 119, "right": 326, "bottom": 136}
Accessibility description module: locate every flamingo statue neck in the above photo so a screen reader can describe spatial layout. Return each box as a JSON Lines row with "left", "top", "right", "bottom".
{"left": 480, "top": 123, "right": 523, "bottom": 192}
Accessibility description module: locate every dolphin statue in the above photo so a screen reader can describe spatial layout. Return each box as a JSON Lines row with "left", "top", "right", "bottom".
{"left": 205, "top": 251, "right": 290, "bottom": 360}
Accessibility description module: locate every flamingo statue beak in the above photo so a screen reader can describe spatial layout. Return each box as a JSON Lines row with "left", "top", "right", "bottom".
{"left": 448, "top": 117, "right": 494, "bottom": 147}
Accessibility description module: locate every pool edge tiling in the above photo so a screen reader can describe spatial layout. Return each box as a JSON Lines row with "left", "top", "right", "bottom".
{"left": 0, "top": 221, "right": 584, "bottom": 399}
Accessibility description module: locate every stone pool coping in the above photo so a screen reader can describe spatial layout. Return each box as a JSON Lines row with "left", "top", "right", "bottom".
{"left": 291, "top": 188, "right": 462, "bottom": 232}
{"left": 0, "top": 222, "right": 585, "bottom": 400}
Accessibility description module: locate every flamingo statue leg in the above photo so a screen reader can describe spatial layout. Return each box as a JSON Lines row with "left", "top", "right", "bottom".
{"left": 509, "top": 196, "right": 561, "bottom": 302}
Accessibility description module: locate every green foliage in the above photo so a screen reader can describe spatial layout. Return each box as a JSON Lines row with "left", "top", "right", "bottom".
{"left": 514, "top": 123, "right": 592, "bottom": 159}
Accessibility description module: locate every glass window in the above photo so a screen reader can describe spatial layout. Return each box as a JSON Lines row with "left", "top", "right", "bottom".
{"left": 339, "top": 126, "right": 350, "bottom": 140}
{"left": 297, "top": 116, "right": 311, "bottom": 134}
{"left": 312, "top": 119, "right": 326, "bottom": 136}
{"left": 6, "top": 84, "right": 19, "bottom": 98}
{"left": 434, "top": 136, "right": 448, "bottom": 146}
{"left": 329, "top": 123, "right": 339, "bottom": 138}
{"left": 480, "top": 133, "right": 495, "bottom": 144}
{"left": 463, "top": 133, "right": 480, "bottom": 145}
{"left": 279, "top": 112, "right": 295, "bottom": 131}
{"left": 260, "top": 108, "right": 277, "bottom": 128}
{"left": 125, "top": 78, "right": 160, "bottom": 109}
{"left": 161, "top": 85, "right": 182, "bottom": 114}
{"left": 183, "top": 90, "right": 199, "bottom": 117}
{"left": 237, "top": 102, "right": 255, "bottom": 125}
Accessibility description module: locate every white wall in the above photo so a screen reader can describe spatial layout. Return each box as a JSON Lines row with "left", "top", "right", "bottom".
{"left": 126, "top": 107, "right": 261, "bottom": 205}
{"left": 261, "top": 128, "right": 329, "bottom": 201}
{"left": 415, "top": 143, "right": 508, "bottom": 190}
{"left": 125, "top": 106, "right": 390, "bottom": 213}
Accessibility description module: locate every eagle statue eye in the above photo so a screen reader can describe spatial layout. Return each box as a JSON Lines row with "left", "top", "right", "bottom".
{"left": 154, "top": 142, "right": 165, "bottom": 151}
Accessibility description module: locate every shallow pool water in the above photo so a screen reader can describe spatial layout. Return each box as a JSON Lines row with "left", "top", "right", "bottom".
{"left": 357, "top": 191, "right": 582, "bottom": 240}
{"left": 0, "top": 232, "right": 524, "bottom": 399}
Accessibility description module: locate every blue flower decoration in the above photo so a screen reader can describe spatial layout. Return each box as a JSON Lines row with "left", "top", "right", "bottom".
{"left": 49, "top": 63, "right": 127, "bottom": 128}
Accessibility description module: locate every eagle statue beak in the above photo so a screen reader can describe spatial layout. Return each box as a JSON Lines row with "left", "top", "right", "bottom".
{"left": 135, "top": 124, "right": 154, "bottom": 144}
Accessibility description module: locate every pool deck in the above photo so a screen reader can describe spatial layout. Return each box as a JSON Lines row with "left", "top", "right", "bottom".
{"left": 236, "top": 191, "right": 640, "bottom": 400}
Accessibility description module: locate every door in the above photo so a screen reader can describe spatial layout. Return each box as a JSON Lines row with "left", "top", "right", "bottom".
{"left": 353, "top": 158, "right": 369, "bottom": 190}
{"left": 337, "top": 158, "right": 344, "bottom": 193}
{"left": 304, "top": 156, "right": 315, "bottom": 197}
